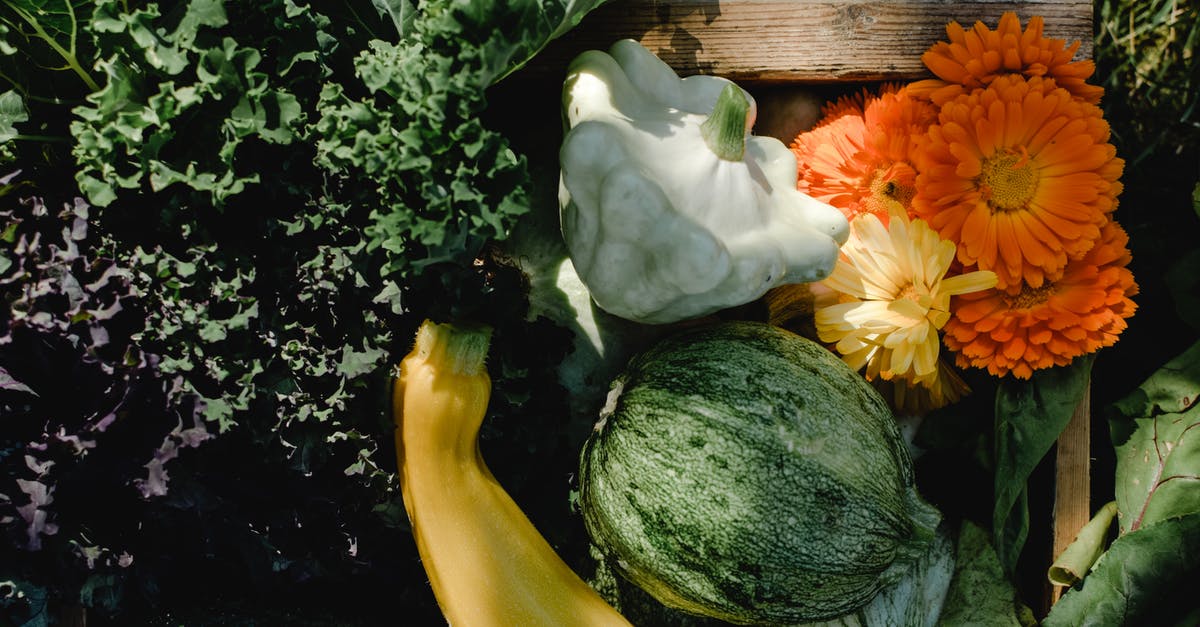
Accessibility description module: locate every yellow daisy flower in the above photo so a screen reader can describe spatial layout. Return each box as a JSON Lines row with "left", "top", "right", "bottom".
{"left": 815, "top": 210, "right": 997, "bottom": 411}
{"left": 874, "top": 360, "right": 972, "bottom": 416}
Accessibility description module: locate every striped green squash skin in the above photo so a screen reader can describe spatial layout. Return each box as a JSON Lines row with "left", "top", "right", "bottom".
{"left": 578, "top": 321, "right": 941, "bottom": 624}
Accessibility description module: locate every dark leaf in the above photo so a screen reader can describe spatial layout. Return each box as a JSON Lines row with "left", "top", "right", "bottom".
{"left": 992, "top": 355, "right": 1094, "bottom": 574}
{"left": 937, "top": 521, "right": 1032, "bottom": 627}
{"left": 1043, "top": 512, "right": 1200, "bottom": 627}
{"left": 1166, "top": 249, "right": 1200, "bottom": 332}
{"left": 79, "top": 573, "right": 123, "bottom": 612}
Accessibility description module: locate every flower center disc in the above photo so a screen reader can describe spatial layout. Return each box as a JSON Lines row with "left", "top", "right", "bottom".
{"left": 1006, "top": 283, "right": 1056, "bottom": 310}
{"left": 980, "top": 151, "right": 1038, "bottom": 212}
{"left": 865, "top": 165, "right": 916, "bottom": 216}
{"left": 895, "top": 282, "right": 933, "bottom": 309}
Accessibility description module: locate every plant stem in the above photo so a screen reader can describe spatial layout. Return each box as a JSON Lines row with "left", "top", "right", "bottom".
{"left": 700, "top": 84, "right": 749, "bottom": 162}
{"left": 15, "top": 133, "right": 70, "bottom": 143}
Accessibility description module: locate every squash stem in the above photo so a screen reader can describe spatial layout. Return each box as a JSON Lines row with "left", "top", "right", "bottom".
{"left": 412, "top": 320, "right": 492, "bottom": 376}
{"left": 700, "top": 84, "right": 749, "bottom": 161}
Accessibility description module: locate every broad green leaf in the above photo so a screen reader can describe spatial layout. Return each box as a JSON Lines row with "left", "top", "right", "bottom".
{"left": 0, "top": 0, "right": 99, "bottom": 90}
{"left": 937, "top": 521, "right": 1032, "bottom": 627}
{"left": 546, "top": 0, "right": 611, "bottom": 42}
{"left": 1109, "top": 340, "right": 1200, "bottom": 533}
{"left": 0, "top": 0, "right": 90, "bottom": 44}
{"left": 1042, "top": 511, "right": 1200, "bottom": 627}
{"left": 992, "top": 355, "right": 1093, "bottom": 575}
{"left": 486, "top": 0, "right": 612, "bottom": 84}
{"left": 371, "top": 0, "right": 414, "bottom": 36}
{"left": 1046, "top": 500, "right": 1118, "bottom": 587}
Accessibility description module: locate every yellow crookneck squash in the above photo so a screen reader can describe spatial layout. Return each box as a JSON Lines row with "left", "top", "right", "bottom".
{"left": 393, "top": 319, "right": 631, "bottom": 627}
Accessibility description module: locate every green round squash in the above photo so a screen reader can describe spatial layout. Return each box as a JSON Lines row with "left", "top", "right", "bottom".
{"left": 578, "top": 320, "right": 941, "bottom": 624}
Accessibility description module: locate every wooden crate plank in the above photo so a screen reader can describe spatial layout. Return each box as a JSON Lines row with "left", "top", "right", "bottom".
{"left": 530, "top": 0, "right": 1093, "bottom": 83}
{"left": 1050, "top": 381, "right": 1092, "bottom": 606}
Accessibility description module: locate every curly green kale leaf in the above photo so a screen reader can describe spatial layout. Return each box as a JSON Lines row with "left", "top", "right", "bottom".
{"left": 0, "top": 90, "right": 26, "bottom": 142}
{"left": 314, "top": 40, "right": 528, "bottom": 279}
{"left": 312, "top": 0, "right": 611, "bottom": 287}
{"left": 72, "top": 0, "right": 309, "bottom": 208}
{"left": 126, "top": 242, "right": 262, "bottom": 433}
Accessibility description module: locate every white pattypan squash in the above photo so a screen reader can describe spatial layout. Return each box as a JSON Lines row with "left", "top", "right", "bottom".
{"left": 558, "top": 39, "right": 849, "bottom": 325}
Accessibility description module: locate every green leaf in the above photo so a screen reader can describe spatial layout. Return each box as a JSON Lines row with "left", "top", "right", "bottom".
{"left": 1043, "top": 512, "right": 1200, "bottom": 627}
{"left": 202, "top": 396, "right": 235, "bottom": 431}
{"left": 371, "top": 0, "right": 415, "bottom": 36}
{"left": 337, "top": 341, "right": 387, "bottom": 379}
{"left": 937, "top": 521, "right": 1032, "bottom": 627}
{"left": 546, "top": 0, "right": 610, "bottom": 41}
{"left": 482, "top": 0, "right": 613, "bottom": 84}
{"left": 496, "top": 0, "right": 609, "bottom": 80}
{"left": 0, "top": 89, "right": 25, "bottom": 142}
{"left": 71, "top": 0, "right": 309, "bottom": 208}
{"left": 992, "top": 355, "right": 1094, "bottom": 575}
{"left": 1109, "top": 340, "right": 1200, "bottom": 533}
{"left": 174, "top": 0, "right": 228, "bottom": 46}
{"left": 1, "top": 0, "right": 88, "bottom": 42}
{"left": 0, "top": 0, "right": 99, "bottom": 90}
{"left": 1046, "top": 500, "right": 1118, "bottom": 587}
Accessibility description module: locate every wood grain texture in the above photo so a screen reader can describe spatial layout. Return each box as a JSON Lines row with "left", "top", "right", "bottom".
{"left": 1050, "top": 380, "right": 1091, "bottom": 606}
{"left": 528, "top": 0, "right": 1094, "bottom": 83}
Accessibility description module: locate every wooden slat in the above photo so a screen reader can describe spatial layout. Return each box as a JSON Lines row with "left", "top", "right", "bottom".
{"left": 1050, "top": 381, "right": 1092, "bottom": 606}
{"left": 530, "top": 0, "right": 1094, "bottom": 83}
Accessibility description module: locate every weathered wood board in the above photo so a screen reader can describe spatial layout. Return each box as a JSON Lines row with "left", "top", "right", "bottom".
{"left": 532, "top": 0, "right": 1094, "bottom": 83}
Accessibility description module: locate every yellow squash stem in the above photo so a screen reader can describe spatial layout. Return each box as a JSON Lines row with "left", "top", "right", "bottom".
{"left": 393, "top": 319, "right": 631, "bottom": 627}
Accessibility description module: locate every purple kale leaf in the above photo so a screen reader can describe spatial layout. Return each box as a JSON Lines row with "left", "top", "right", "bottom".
{"left": 0, "top": 181, "right": 208, "bottom": 570}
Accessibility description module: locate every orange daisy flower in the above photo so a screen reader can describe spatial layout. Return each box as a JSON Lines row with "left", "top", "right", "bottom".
{"left": 910, "top": 12, "right": 1104, "bottom": 105}
{"left": 942, "top": 221, "right": 1138, "bottom": 379}
{"left": 791, "top": 85, "right": 937, "bottom": 225}
{"left": 912, "top": 74, "right": 1124, "bottom": 290}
